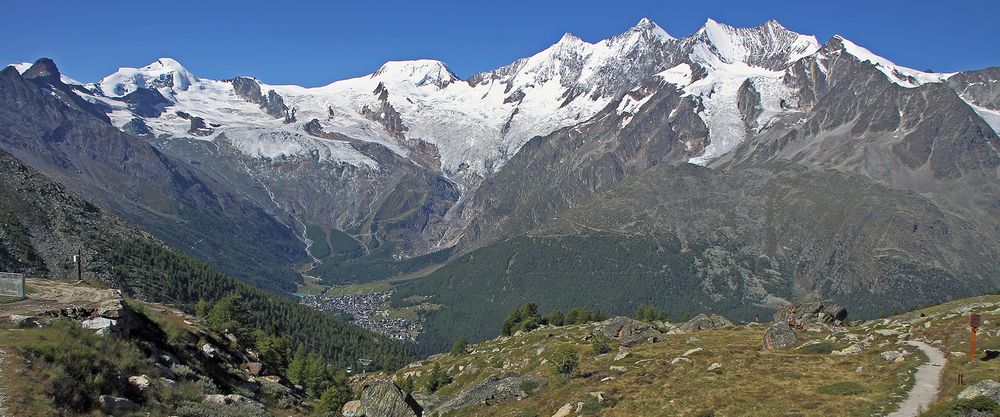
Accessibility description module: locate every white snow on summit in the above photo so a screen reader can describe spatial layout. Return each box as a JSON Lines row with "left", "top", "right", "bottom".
{"left": 833, "top": 35, "right": 954, "bottom": 88}
{"left": 98, "top": 57, "right": 197, "bottom": 97}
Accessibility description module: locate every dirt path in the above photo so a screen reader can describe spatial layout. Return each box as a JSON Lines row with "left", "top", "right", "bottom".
{"left": 886, "top": 341, "right": 945, "bottom": 417}
{"left": 0, "top": 278, "right": 121, "bottom": 318}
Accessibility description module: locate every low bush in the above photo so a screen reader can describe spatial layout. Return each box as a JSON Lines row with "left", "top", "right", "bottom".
{"left": 174, "top": 400, "right": 269, "bottom": 417}
{"left": 923, "top": 397, "right": 1000, "bottom": 417}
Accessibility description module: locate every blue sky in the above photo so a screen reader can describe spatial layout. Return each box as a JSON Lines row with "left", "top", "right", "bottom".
{"left": 2, "top": 0, "right": 997, "bottom": 86}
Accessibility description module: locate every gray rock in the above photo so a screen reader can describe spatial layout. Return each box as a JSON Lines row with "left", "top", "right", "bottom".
{"left": 98, "top": 395, "right": 137, "bottom": 415}
{"left": 410, "top": 392, "right": 439, "bottom": 412}
{"left": 81, "top": 317, "right": 117, "bottom": 333}
{"left": 762, "top": 322, "right": 797, "bottom": 350}
{"left": 128, "top": 375, "right": 151, "bottom": 391}
{"left": 881, "top": 351, "right": 904, "bottom": 362}
{"left": 676, "top": 314, "right": 734, "bottom": 332}
{"left": 357, "top": 380, "right": 422, "bottom": 417}
{"left": 773, "top": 300, "right": 848, "bottom": 325}
{"left": 434, "top": 374, "right": 547, "bottom": 414}
{"left": 598, "top": 316, "right": 664, "bottom": 347}
{"left": 958, "top": 380, "right": 1000, "bottom": 403}
{"left": 201, "top": 343, "right": 219, "bottom": 358}
{"left": 342, "top": 400, "right": 362, "bottom": 417}
{"left": 682, "top": 347, "right": 703, "bottom": 357}
{"left": 9, "top": 315, "right": 35, "bottom": 328}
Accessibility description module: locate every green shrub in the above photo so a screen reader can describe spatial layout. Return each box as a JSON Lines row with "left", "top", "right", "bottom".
{"left": 591, "top": 333, "right": 612, "bottom": 356}
{"left": 425, "top": 363, "right": 451, "bottom": 393}
{"left": 550, "top": 345, "right": 579, "bottom": 375}
{"left": 817, "top": 381, "right": 866, "bottom": 396}
{"left": 259, "top": 381, "right": 296, "bottom": 409}
{"left": 314, "top": 378, "right": 353, "bottom": 417}
{"left": 634, "top": 304, "right": 669, "bottom": 322}
{"left": 450, "top": 335, "right": 468, "bottom": 356}
{"left": 170, "top": 363, "right": 197, "bottom": 380}
{"left": 395, "top": 375, "right": 415, "bottom": 394}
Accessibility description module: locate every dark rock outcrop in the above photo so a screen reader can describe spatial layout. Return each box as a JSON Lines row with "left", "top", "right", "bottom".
{"left": 357, "top": 380, "right": 422, "bottom": 417}
{"left": 773, "top": 301, "right": 847, "bottom": 325}
{"left": 121, "top": 87, "right": 170, "bottom": 117}
{"left": 762, "top": 322, "right": 797, "bottom": 350}
{"left": 230, "top": 76, "right": 292, "bottom": 121}
{"left": 188, "top": 115, "right": 214, "bottom": 136}
{"left": 122, "top": 118, "right": 152, "bottom": 136}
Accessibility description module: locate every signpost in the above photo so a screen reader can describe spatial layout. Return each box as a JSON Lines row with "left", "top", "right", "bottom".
{"left": 358, "top": 358, "right": 373, "bottom": 375}
{"left": 0, "top": 272, "right": 25, "bottom": 299}
{"left": 971, "top": 313, "right": 982, "bottom": 366}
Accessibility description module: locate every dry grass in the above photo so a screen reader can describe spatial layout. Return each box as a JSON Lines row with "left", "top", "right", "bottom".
{"left": 389, "top": 319, "right": 920, "bottom": 417}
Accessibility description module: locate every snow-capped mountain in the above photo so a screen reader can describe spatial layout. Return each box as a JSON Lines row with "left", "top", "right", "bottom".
{"left": 72, "top": 17, "right": 996, "bottom": 185}
{"left": 8, "top": 17, "right": 1000, "bottom": 265}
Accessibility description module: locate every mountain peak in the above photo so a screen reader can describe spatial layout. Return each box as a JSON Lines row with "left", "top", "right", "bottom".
{"left": 98, "top": 57, "right": 197, "bottom": 97}
{"left": 21, "top": 58, "right": 60, "bottom": 81}
{"left": 558, "top": 32, "right": 584, "bottom": 44}
{"left": 690, "top": 18, "right": 820, "bottom": 70}
{"left": 630, "top": 17, "right": 673, "bottom": 41}
{"left": 373, "top": 59, "right": 458, "bottom": 89}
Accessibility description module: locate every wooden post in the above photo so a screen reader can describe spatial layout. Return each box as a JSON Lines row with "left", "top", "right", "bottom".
{"left": 971, "top": 313, "right": 982, "bottom": 367}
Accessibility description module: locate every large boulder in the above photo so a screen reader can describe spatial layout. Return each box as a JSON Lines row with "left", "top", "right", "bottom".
{"left": 435, "top": 373, "right": 547, "bottom": 414}
{"left": 762, "top": 322, "right": 797, "bottom": 350}
{"left": 675, "top": 314, "right": 733, "bottom": 332}
{"left": 598, "top": 316, "right": 664, "bottom": 347}
{"left": 357, "top": 380, "right": 422, "bottom": 417}
{"left": 958, "top": 380, "right": 1000, "bottom": 403}
{"left": 773, "top": 301, "right": 848, "bottom": 325}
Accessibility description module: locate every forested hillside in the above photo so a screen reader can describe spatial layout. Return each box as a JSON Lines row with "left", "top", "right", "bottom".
{"left": 0, "top": 147, "right": 415, "bottom": 370}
